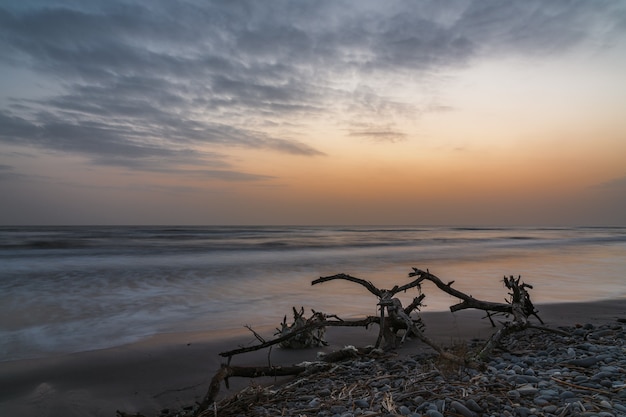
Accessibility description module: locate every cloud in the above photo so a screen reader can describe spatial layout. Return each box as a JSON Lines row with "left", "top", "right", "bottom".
{"left": 180, "top": 169, "right": 273, "bottom": 182}
{"left": 349, "top": 130, "right": 407, "bottom": 143}
{"left": 347, "top": 122, "right": 408, "bottom": 143}
{"left": 0, "top": 162, "right": 38, "bottom": 181}
{"left": 0, "top": 2, "right": 327, "bottom": 172}
{"left": 592, "top": 175, "right": 626, "bottom": 190}
{"left": 0, "top": 0, "right": 624, "bottom": 176}
{"left": 0, "top": 163, "right": 17, "bottom": 180}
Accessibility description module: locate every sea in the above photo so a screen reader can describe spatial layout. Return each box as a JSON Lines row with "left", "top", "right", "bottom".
{"left": 1, "top": 225, "right": 625, "bottom": 362}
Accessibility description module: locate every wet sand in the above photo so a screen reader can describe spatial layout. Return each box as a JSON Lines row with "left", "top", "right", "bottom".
{"left": 1, "top": 299, "right": 625, "bottom": 417}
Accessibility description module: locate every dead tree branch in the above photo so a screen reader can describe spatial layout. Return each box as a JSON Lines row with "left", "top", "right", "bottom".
{"left": 219, "top": 316, "right": 379, "bottom": 359}
{"left": 276, "top": 307, "right": 328, "bottom": 349}
{"left": 407, "top": 268, "right": 559, "bottom": 359}
{"left": 313, "top": 273, "right": 427, "bottom": 349}
{"left": 408, "top": 268, "right": 545, "bottom": 324}
{"left": 312, "top": 273, "right": 424, "bottom": 298}
{"left": 409, "top": 268, "right": 515, "bottom": 315}
{"left": 312, "top": 272, "right": 468, "bottom": 367}
{"left": 200, "top": 346, "right": 374, "bottom": 416}
{"left": 312, "top": 274, "right": 382, "bottom": 297}
{"left": 202, "top": 267, "right": 567, "bottom": 417}
{"left": 198, "top": 364, "right": 315, "bottom": 412}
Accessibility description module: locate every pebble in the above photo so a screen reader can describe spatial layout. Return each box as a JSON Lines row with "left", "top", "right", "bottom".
{"left": 398, "top": 405, "right": 411, "bottom": 415}
{"left": 318, "top": 388, "right": 331, "bottom": 397}
{"left": 450, "top": 400, "right": 475, "bottom": 417}
{"left": 568, "top": 356, "right": 599, "bottom": 367}
{"left": 517, "top": 384, "right": 539, "bottom": 396}
{"left": 354, "top": 399, "right": 369, "bottom": 408}
{"left": 167, "top": 320, "right": 626, "bottom": 417}
{"left": 465, "top": 398, "right": 482, "bottom": 412}
{"left": 507, "top": 389, "right": 521, "bottom": 400}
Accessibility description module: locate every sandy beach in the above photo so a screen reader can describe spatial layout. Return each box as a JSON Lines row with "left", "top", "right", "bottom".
{"left": 1, "top": 299, "right": 625, "bottom": 417}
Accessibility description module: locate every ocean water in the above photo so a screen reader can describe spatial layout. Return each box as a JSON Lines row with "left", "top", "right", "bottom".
{"left": 0, "top": 225, "right": 625, "bottom": 362}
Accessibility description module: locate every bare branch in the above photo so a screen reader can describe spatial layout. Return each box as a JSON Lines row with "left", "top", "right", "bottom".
{"left": 313, "top": 273, "right": 382, "bottom": 297}
{"left": 244, "top": 325, "right": 266, "bottom": 343}
{"left": 391, "top": 275, "right": 426, "bottom": 295}
{"left": 220, "top": 317, "right": 379, "bottom": 358}
{"left": 410, "top": 268, "right": 519, "bottom": 315}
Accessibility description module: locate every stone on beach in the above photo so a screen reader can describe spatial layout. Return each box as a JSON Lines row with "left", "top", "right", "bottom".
{"left": 200, "top": 320, "right": 626, "bottom": 417}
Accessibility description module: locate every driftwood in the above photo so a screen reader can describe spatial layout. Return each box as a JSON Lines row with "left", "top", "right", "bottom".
{"left": 276, "top": 307, "right": 333, "bottom": 348}
{"left": 312, "top": 269, "right": 568, "bottom": 363}
{"left": 408, "top": 268, "right": 544, "bottom": 323}
{"left": 312, "top": 273, "right": 472, "bottom": 366}
{"left": 199, "top": 364, "right": 312, "bottom": 411}
{"left": 312, "top": 274, "right": 426, "bottom": 349}
{"left": 219, "top": 315, "right": 379, "bottom": 360}
{"left": 407, "top": 268, "right": 566, "bottom": 359}
{"left": 199, "top": 346, "right": 378, "bottom": 415}
{"left": 196, "top": 267, "right": 569, "bottom": 416}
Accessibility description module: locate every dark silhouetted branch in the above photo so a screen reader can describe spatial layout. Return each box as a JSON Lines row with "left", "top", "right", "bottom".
{"left": 312, "top": 273, "right": 382, "bottom": 297}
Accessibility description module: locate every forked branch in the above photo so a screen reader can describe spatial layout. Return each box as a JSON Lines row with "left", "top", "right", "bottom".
{"left": 312, "top": 273, "right": 424, "bottom": 298}
{"left": 312, "top": 274, "right": 382, "bottom": 297}
{"left": 409, "top": 268, "right": 544, "bottom": 323}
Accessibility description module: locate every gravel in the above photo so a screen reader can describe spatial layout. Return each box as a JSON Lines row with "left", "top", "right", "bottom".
{"left": 165, "top": 320, "right": 626, "bottom": 417}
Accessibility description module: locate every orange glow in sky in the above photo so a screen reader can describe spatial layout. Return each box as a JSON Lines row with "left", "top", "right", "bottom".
{"left": 1, "top": 1, "right": 625, "bottom": 225}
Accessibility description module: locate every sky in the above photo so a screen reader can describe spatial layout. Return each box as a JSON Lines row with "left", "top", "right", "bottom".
{"left": 1, "top": 0, "right": 625, "bottom": 226}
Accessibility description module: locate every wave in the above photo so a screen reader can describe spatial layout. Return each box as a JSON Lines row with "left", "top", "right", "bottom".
{"left": 1, "top": 225, "right": 625, "bottom": 361}
{"left": 1, "top": 225, "right": 625, "bottom": 254}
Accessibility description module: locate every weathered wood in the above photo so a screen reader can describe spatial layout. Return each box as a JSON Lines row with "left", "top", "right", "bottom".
{"left": 408, "top": 268, "right": 545, "bottom": 325}
{"left": 503, "top": 275, "right": 544, "bottom": 324}
{"left": 276, "top": 307, "right": 327, "bottom": 349}
{"left": 206, "top": 266, "right": 562, "bottom": 416}
{"left": 313, "top": 273, "right": 461, "bottom": 365}
{"left": 199, "top": 364, "right": 312, "bottom": 412}
{"left": 313, "top": 273, "right": 426, "bottom": 349}
{"left": 312, "top": 274, "right": 382, "bottom": 297}
{"left": 404, "top": 268, "right": 551, "bottom": 360}
{"left": 312, "top": 273, "right": 424, "bottom": 298}
{"left": 219, "top": 321, "right": 324, "bottom": 358}
{"left": 219, "top": 316, "right": 380, "bottom": 358}
{"left": 404, "top": 294, "right": 426, "bottom": 315}
{"left": 409, "top": 268, "right": 514, "bottom": 315}
{"left": 315, "top": 268, "right": 553, "bottom": 364}
{"left": 376, "top": 295, "right": 475, "bottom": 366}
{"left": 124, "top": 266, "right": 577, "bottom": 417}
{"left": 200, "top": 346, "right": 375, "bottom": 416}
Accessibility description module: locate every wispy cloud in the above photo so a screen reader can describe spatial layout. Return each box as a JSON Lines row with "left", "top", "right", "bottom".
{"left": 0, "top": 163, "right": 14, "bottom": 178}
{"left": 349, "top": 130, "right": 407, "bottom": 143}
{"left": 592, "top": 175, "right": 626, "bottom": 190}
{"left": 0, "top": 163, "right": 31, "bottom": 181}
{"left": 347, "top": 122, "right": 408, "bottom": 143}
{"left": 0, "top": 0, "right": 623, "bottom": 178}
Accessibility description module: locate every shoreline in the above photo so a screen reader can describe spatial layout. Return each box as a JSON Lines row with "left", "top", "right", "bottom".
{"left": 1, "top": 298, "right": 625, "bottom": 417}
